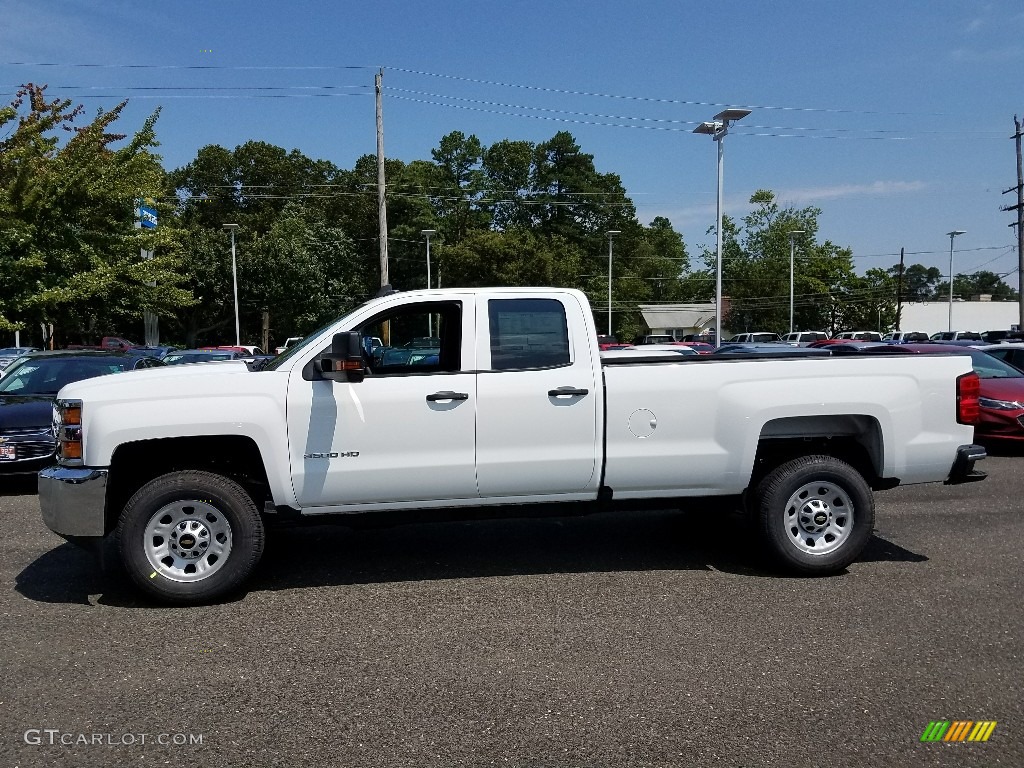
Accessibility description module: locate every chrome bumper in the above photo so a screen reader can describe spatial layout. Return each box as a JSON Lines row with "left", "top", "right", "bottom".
{"left": 38, "top": 465, "right": 109, "bottom": 538}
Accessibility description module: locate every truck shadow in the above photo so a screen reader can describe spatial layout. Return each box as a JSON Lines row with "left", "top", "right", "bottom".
{"left": 14, "top": 542, "right": 145, "bottom": 607}
{"left": 248, "top": 508, "right": 927, "bottom": 592}
{"left": 15, "top": 509, "right": 927, "bottom": 606}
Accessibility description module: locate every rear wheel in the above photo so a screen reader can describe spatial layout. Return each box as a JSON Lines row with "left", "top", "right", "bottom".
{"left": 116, "top": 471, "right": 265, "bottom": 604}
{"left": 755, "top": 455, "right": 874, "bottom": 574}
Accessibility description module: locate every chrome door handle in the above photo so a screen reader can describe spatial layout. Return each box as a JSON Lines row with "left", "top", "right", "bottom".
{"left": 426, "top": 391, "right": 469, "bottom": 402}
{"left": 548, "top": 386, "right": 589, "bottom": 397}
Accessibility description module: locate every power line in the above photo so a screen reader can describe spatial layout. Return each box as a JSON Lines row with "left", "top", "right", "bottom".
{"left": 386, "top": 94, "right": 921, "bottom": 140}
{"left": 3, "top": 61, "right": 373, "bottom": 71}
{"left": 386, "top": 67, "right": 941, "bottom": 117}
{"left": 386, "top": 87, "right": 991, "bottom": 139}
{"left": 3, "top": 84, "right": 370, "bottom": 92}
{"left": 0, "top": 91, "right": 368, "bottom": 100}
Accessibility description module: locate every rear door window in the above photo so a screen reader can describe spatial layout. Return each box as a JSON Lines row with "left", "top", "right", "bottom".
{"left": 487, "top": 298, "right": 570, "bottom": 370}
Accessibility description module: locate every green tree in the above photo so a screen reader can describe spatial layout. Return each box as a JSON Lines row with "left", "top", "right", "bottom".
{"left": 438, "top": 229, "right": 585, "bottom": 289}
{"left": 704, "top": 190, "right": 858, "bottom": 335}
{"left": 481, "top": 138, "right": 533, "bottom": 231}
{"left": 0, "top": 84, "right": 192, "bottom": 343}
{"left": 953, "top": 270, "right": 1018, "bottom": 301}
{"left": 892, "top": 263, "right": 943, "bottom": 302}
{"left": 429, "top": 131, "right": 489, "bottom": 241}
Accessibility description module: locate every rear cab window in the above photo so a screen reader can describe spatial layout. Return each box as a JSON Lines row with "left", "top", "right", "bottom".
{"left": 487, "top": 298, "right": 571, "bottom": 370}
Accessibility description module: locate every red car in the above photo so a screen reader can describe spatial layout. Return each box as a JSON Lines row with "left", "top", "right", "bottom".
{"left": 860, "top": 343, "right": 1024, "bottom": 442}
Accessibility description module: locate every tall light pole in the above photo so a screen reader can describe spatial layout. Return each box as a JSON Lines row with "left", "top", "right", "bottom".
{"left": 606, "top": 230, "right": 621, "bottom": 336}
{"left": 788, "top": 230, "right": 804, "bottom": 334}
{"left": 694, "top": 108, "right": 751, "bottom": 346}
{"left": 947, "top": 230, "right": 966, "bottom": 332}
{"left": 222, "top": 224, "right": 240, "bottom": 346}
{"left": 421, "top": 229, "right": 436, "bottom": 290}
{"left": 422, "top": 229, "right": 436, "bottom": 336}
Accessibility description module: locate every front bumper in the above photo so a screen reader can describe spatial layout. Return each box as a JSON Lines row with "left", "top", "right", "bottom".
{"left": 945, "top": 444, "right": 987, "bottom": 485}
{"left": 38, "top": 465, "right": 109, "bottom": 537}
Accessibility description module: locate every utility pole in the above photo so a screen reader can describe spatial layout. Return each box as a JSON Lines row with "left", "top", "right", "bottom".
{"left": 1002, "top": 115, "right": 1024, "bottom": 329}
{"left": 375, "top": 69, "right": 389, "bottom": 288}
{"left": 895, "top": 247, "right": 905, "bottom": 331}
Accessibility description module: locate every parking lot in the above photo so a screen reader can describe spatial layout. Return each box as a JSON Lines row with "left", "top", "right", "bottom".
{"left": 3, "top": 453, "right": 1022, "bottom": 768}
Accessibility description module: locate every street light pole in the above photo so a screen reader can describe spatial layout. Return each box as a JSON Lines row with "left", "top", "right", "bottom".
{"left": 694, "top": 108, "right": 751, "bottom": 346}
{"left": 222, "top": 224, "right": 240, "bottom": 346}
{"left": 788, "top": 230, "right": 804, "bottom": 334}
{"left": 422, "top": 229, "right": 437, "bottom": 337}
{"left": 606, "top": 230, "right": 620, "bottom": 337}
{"left": 947, "top": 230, "right": 966, "bottom": 332}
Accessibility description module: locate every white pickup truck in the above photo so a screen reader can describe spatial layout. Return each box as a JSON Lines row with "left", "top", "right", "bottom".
{"left": 39, "top": 287, "right": 987, "bottom": 604}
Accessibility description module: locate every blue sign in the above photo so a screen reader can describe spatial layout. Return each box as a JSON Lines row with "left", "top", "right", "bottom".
{"left": 138, "top": 205, "right": 158, "bottom": 229}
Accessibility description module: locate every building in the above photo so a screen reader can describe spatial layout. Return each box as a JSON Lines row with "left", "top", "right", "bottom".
{"left": 638, "top": 300, "right": 729, "bottom": 341}
{"left": 898, "top": 299, "right": 1021, "bottom": 336}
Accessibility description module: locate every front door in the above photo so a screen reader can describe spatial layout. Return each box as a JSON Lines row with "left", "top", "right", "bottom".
{"left": 287, "top": 297, "right": 478, "bottom": 508}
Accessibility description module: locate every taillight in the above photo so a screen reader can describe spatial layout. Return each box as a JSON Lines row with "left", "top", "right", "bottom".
{"left": 957, "top": 371, "right": 980, "bottom": 424}
{"left": 54, "top": 398, "right": 84, "bottom": 465}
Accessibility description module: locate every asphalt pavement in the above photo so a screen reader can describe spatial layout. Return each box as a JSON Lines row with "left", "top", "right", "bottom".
{"left": 2, "top": 454, "right": 1021, "bottom": 768}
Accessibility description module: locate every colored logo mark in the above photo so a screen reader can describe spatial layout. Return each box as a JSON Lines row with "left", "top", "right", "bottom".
{"left": 920, "top": 720, "right": 997, "bottom": 742}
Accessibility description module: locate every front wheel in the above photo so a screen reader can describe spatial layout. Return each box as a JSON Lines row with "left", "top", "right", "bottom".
{"left": 116, "top": 471, "right": 265, "bottom": 604}
{"left": 754, "top": 455, "right": 874, "bottom": 575}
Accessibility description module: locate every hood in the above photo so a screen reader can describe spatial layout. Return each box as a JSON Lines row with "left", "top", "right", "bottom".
{"left": 980, "top": 377, "right": 1024, "bottom": 404}
{"left": 59, "top": 359, "right": 252, "bottom": 399}
{"left": 0, "top": 394, "right": 55, "bottom": 431}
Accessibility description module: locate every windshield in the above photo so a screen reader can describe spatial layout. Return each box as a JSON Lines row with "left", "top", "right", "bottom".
{"left": 0, "top": 357, "right": 128, "bottom": 395}
{"left": 967, "top": 349, "right": 1024, "bottom": 379}
{"left": 164, "top": 352, "right": 236, "bottom": 364}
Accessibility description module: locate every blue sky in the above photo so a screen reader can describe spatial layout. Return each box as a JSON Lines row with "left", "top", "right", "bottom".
{"left": 3, "top": 0, "right": 1022, "bottom": 281}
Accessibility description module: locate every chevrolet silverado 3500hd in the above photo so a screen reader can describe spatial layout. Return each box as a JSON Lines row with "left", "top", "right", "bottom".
{"left": 39, "top": 287, "right": 986, "bottom": 603}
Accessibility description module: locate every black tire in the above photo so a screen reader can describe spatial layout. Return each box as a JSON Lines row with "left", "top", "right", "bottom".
{"left": 116, "top": 471, "right": 265, "bottom": 604}
{"left": 754, "top": 455, "right": 874, "bottom": 575}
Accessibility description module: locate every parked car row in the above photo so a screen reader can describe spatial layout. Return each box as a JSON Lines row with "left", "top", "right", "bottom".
{"left": 632, "top": 328, "right": 1023, "bottom": 348}
{"left": 0, "top": 347, "right": 41, "bottom": 373}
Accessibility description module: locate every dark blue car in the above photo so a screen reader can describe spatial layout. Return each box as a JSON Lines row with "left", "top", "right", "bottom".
{"left": 0, "top": 351, "right": 163, "bottom": 475}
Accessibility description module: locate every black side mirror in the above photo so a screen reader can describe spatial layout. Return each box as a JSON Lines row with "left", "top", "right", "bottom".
{"left": 313, "top": 332, "right": 366, "bottom": 382}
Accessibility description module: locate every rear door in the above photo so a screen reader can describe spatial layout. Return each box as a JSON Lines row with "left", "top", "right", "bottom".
{"left": 474, "top": 294, "right": 600, "bottom": 498}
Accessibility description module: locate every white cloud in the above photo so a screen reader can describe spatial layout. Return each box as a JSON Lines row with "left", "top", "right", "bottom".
{"left": 951, "top": 45, "right": 1024, "bottom": 62}
{"left": 775, "top": 181, "right": 928, "bottom": 204}
{"left": 637, "top": 181, "right": 928, "bottom": 237}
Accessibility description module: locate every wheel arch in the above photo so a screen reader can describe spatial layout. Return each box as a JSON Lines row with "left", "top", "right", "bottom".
{"left": 749, "top": 414, "right": 884, "bottom": 495}
{"left": 105, "top": 435, "right": 271, "bottom": 535}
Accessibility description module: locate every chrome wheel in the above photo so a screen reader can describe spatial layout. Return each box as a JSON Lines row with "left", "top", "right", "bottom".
{"left": 782, "top": 480, "right": 854, "bottom": 556}
{"left": 143, "top": 500, "right": 233, "bottom": 583}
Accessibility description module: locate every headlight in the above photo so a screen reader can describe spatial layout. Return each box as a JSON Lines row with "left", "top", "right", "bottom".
{"left": 53, "top": 398, "right": 84, "bottom": 465}
{"left": 978, "top": 396, "right": 1024, "bottom": 411}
